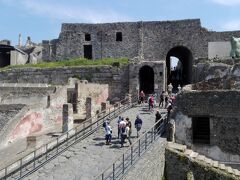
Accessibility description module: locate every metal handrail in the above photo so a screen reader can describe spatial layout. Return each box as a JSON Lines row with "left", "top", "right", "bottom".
{"left": 95, "top": 115, "right": 168, "bottom": 180}
{"left": 0, "top": 98, "right": 135, "bottom": 180}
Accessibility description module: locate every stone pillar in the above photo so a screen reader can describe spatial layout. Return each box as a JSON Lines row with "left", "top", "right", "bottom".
{"left": 18, "top": 33, "right": 22, "bottom": 47}
{"left": 128, "top": 94, "right": 132, "bottom": 104}
{"left": 167, "top": 119, "right": 175, "bottom": 142}
{"left": 101, "top": 102, "right": 106, "bottom": 113}
{"left": 62, "top": 104, "right": 73, "bottom": 133}
{"left": 73, "top": 83, "right": 78, "bottom": 113}
{"left": 47, "top": 95, "right": 50, "bottom": 108}
{"left": 27, "top": 136, "right": 36, "bottom": 148}
{"left": 86, "top": 97, "right": 92, "bottom": 120}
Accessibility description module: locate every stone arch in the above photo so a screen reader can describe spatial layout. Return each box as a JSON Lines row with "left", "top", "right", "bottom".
{"left": 166, "top": 46, "right": 193, "bottom": 91}
{"left": 139, "top": 65, "right": 154, "bottom": 94}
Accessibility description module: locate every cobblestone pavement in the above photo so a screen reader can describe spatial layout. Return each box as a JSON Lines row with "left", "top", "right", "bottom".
{"left": 26, "top": 105, "right": 166, "bottom": 180}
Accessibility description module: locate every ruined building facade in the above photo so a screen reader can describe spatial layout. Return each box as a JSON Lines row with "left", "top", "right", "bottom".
{"left": 1, "top": 19, "right": 240, "bottom": 167}
{"left": 42, "top": 19, "right": 240, "bottom": 94}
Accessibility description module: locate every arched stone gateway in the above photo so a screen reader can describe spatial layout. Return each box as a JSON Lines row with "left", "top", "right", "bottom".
{"left": 166, "top": 46, "right": 193, "bottom": 91}
{"left": 139, "top": 65, "right": 154, "bottom": 94}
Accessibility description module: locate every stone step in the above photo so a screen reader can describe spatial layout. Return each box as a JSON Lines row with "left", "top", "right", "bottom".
{"left": 167, "top": 142, "right": 186, "bottom": 152}
{"left": 225, "top": 166, "right": 234, "bottom": 174}
{"left": 219, "top": 163, "right": 225, "bottom": 170}
{"left": 184, "top": 149, "right": 193, "bottom": 156}
{"left": 212, "top": 160, "right": 218, "bottom": 168}
{"left": 204, "top": 157, "right": 213, "bottom": 165}
{"left": 196, "top": 155, "right": 205, "bottom": 161}
{"left": 233, "top": 169, "right": 240, "bottom": 176}
{"left": 189, "top": 151, "right": 198, "bottom": 158}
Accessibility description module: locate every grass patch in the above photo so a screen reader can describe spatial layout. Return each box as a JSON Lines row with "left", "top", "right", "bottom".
{"left": 1, "top": 58, "right": 129, "bottom": 70}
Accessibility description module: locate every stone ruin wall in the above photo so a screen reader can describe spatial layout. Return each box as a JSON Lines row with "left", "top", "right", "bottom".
{"left": 173, "top": 90, "right": 240, "bottom": 162}
{"left": 43, "top": 19, "right": 240, "bottom": 64}
{"left": 0, "top": 86, "right": 68, "bottom": 147}
{"left": 0, "top": 65, "right": 129, "bottom": 100}
{"left": 165, "top": 144, "right": 240, "bottom": 180}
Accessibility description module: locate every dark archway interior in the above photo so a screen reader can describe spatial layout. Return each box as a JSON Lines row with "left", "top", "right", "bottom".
{"left": 139, "top": 66, "right": 154, "bottom": 94}
{"left": 166, "top": 46, "right": 193, "bottom": 91}
{"left": 0, "top": 45, "right": 14, "bottom": 68}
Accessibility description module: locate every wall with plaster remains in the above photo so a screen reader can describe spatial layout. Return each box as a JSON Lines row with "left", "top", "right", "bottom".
{"left": 0, "top": 85, "right": 68, "bottom": 146}
{"left": 173, "top": 90, "right": 240, "bottom": 162}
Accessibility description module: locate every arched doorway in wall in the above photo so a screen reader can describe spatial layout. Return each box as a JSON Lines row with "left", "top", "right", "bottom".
{"left": 166, "top": 46, "right": 193, "bottom": 92}
{"left": 0, "top": 45, "right": 14, "bottom": 68}
{"left": 139, "top": 65, "right": 154, "bottom": 95}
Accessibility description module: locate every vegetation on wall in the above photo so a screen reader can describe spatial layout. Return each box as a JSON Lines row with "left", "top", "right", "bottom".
{"left": 1, "top": 58, "right": 129, "bottom": 70}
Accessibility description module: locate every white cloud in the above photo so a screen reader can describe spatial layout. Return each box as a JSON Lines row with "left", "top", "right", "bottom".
{"left": 211, "top": 0, "right": 240, "bottom": 6}
{"left": 221, "top": 20, "right": 240, "bottom": 30}
{"left": 0, "top": 0, "right": 132, "bottom": 23}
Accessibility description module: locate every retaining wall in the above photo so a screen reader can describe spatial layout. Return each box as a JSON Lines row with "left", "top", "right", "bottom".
{"left": 0, "top": 65, "right": 129, "bottom": 100}
{"left": 124, "top": 138, "right": 166, "bottom": 180}
{"left": 165, "top": 143, "right": 240, "bottom": 180}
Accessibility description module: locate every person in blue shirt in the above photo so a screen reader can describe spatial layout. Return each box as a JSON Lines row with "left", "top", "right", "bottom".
{"left": 134, "top": 115, "right": 143, "bottom": 138}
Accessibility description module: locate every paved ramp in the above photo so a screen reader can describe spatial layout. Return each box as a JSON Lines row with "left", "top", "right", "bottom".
{"left": 26, "top": 105, "right": 166, "bottom": 180}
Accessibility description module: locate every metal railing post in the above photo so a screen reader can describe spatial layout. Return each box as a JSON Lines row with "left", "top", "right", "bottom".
{"left": 66, "top": 132, "right": 69, "bottom": 146}
{"left": 33, "top": 151, "right": 36, "bottom": 168}
{"left": 20, "top": 159, "right": 22, "bottom": 177}
{"left": 113, "top": 163, "right": 115, "bottom": 180}
{"left": 83, "top": 123, "right": 86, "bottom": 134}
{"left": 5, "top": 167, "right": 7, "bottom": 178}
{"left": 122, "top": 154, "right": 125, "bottom": 174}
{"left": 138, "top": 140, "right": 141, "bottom": 156}
{"left": 153, "top": 128, "right": 156, "bottom": 140}
{"left": 145, "top": 134, "right": 147, "bottom": 150}
{"left": 102, "top": 173, "right": 104, "bottom": 180}
{"left": 131, "top": 146, "right": 133, "bottom": 165}
{"left": 57, "top": 138, "right": 59, "bottom": 153}
{"left": 46, "top": 145, "right": 48, "bottom": 160}
{"left": 151, "top": 127, "right": 153, "bottom": 143}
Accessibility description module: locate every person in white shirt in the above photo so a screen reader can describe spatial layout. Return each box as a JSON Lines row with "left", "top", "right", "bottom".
{"left": 105, "top": 122, "right": 112, "bottom": 145}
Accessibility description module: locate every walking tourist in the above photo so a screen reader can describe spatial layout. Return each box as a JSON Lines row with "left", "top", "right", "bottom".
{"left": 148, "top": 94, "right": 154, "bottom": 112}
{"left": 168, "top": 83, "right": 173, "bottom": 96}
{"left": 155, "top": 110, "right": 162, "bottom": 132}
{"left": 139, "top": 90, "right": 145, "bottom": 105}
{"left": 135, "top": 115, "right": 143, "bottom": 138}
{"left": 120, "top": 122, "right": 127, "bottom": 147}
{"left": 159, "top": 91, "right": 164, "bottom": 107}
{"left": 126, "top": 117, "right": 132, "bottom": 137}
{"left": 167, "top": 100, "right": 173, "bottom": 119}
{"left": 105, "top": 121, "right": 112, "bottom": 145}
{"left": 125, "top": 123, "right": 132, "bottom": 145}
{"left": 164, "top": 93, "right": 169, "bottom": 108}
{"left": 117, "top": 116, "right": 122, "bottom": 139}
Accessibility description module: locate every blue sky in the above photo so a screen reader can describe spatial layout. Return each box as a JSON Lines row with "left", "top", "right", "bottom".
{"left": 0, "top": 0, "right": 240, "bottom": 45}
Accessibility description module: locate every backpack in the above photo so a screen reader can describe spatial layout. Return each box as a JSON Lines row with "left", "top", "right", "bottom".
{"left": 103, "top": 121, "right": 107, "bottom": 128}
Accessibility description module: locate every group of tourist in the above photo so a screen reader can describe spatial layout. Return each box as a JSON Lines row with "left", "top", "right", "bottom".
{"left": 103, "top": 115, "right": 143, "bottom": 147}
{"left": 139, "top": 89, "right": 174, "bottom": 114}
{"left": 103, "top": 83, "right": 178, "bottom": 147}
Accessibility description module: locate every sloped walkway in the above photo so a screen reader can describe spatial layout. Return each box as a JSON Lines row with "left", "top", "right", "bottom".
{"left": 26, "top": 105, "right": 166, "bottom": 180}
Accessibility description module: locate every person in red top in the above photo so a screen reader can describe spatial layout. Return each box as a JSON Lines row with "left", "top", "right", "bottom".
{"left": 148, "top": 94, "right": 154, "bottom": 112}
{"left": 139, "top": 90, "right": 145, "bottom": 105}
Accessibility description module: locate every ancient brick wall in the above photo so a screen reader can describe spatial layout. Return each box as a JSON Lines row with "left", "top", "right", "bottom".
{"left": 165, "top": 145, "right": 240, "bottom": 180}
{"left": 56, "top": 22, "right": 140, "bottom": 60}
{"left": 173, "top": 90, "right": 240, "bottom": 160}
{"left": 44, "top": 19, "right": 240, "bottom": 63}
{"left": 0, "top": 65, "right": 129, "bottom": 100}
